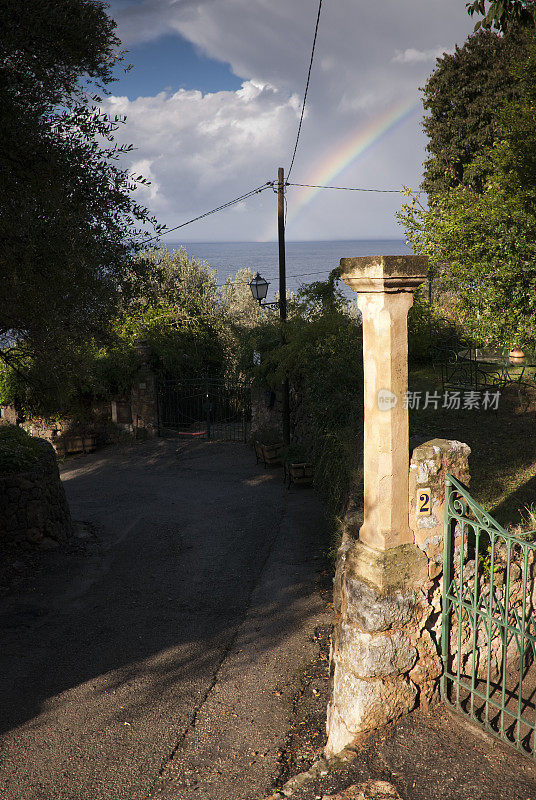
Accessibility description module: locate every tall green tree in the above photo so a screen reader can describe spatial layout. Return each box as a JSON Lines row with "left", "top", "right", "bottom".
{"left": 401, "top": 30, "right": 536, "bottom": 347}
{"left": 421, "top": 28, "right": 526, "bottom": 194}
{"left": 0, "top": 0, "right": 162, "bottom": 384}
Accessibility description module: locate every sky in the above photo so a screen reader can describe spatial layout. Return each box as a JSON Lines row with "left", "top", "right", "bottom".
{"left": 104, "top": 0, "right": 475, "bottom": 242}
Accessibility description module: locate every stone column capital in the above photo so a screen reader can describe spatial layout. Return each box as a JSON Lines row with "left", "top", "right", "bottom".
{"left": 340, "top": 255, "right": 428, "bottom": 295}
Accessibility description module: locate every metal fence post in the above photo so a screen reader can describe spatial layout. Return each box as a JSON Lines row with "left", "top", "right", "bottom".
{"left": 441, "top": 475, "right": 453, "bottom": 701}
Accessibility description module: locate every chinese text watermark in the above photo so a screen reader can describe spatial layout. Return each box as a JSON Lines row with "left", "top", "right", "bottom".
{"left": 377, "top": 389, "right": 500, "bottom": 411}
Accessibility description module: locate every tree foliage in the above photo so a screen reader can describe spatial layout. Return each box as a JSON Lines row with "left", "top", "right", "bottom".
{"left": 421, "top": 28, "right": 526, "bottom": 194}
{"left": 401, "top": 31, "right": 536, "bottom": 348}
{"left": 467, "top": 0, "right": 535, "bottom": 31}
{"left": 239, "top": 273, "right": 364, "bottom": 515}
{"left": 0, "top": 248, "right": 264, "bottom": 416}
{"left": 0, "top": 0, "right": 162, "bottom": 384}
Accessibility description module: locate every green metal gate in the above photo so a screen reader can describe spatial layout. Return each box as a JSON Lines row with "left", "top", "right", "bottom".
{"left": 442, "top": 474, "right": 536, "bottom": 758}
{"left": 157, "top": 378, "right": 251, "bottom": 442}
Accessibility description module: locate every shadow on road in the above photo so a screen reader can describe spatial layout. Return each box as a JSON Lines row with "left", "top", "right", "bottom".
{"left": 0, "top": 439, "right": 329, "bottom": 799}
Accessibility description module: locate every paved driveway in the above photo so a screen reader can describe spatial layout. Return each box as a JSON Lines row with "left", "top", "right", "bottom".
{"left": 0, "top": 439, "right": 329, "bottom": 800}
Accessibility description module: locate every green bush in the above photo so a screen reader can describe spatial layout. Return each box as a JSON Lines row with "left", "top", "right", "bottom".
{"left": 242, "top": 273, "right": 364, "bottom": 522}
{"left": 408, "top": 289, "right": 465, "bottom": 362}
{"left": 0, "top": 426, "right": 47, "bottom": 473}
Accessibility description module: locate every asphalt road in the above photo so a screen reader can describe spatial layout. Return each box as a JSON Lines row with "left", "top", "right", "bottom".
{"left": 0, "top": 438, "right": 330, "bottom": 800}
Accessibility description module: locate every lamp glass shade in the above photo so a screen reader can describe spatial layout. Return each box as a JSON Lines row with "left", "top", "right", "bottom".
{"left": 249, "top": 273, "right": 269, "bottom": 302}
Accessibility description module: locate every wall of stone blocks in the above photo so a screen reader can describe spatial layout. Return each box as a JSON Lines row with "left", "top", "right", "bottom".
{"left": 327, "top": 437, "right": 536, "bottom": 755}
{"left": 0, "top": 439, "right": 73, "bottom": 547}
{"left": 326, "top": 438, "right": 470, "bottom": 755}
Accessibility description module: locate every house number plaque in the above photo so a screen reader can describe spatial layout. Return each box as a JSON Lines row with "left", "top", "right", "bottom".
{"left": 417, "top": 488, "right": 431, "bottom": 516}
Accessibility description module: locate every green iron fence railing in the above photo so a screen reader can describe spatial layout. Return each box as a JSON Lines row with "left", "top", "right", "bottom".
{"left": 442, "top": 474, "right": 536, "bottom": 758}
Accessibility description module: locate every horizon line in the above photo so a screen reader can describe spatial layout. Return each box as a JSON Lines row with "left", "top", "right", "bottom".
{"left": 155, "top": 236, "right": 410, "bottom": 245}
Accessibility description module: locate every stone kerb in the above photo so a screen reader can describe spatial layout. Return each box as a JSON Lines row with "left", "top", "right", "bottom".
{"left": 0, "top": 439, "right": 73, "bottom": 547}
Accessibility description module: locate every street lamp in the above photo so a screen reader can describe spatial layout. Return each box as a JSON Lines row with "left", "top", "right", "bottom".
{"left": 249, "top": 273, "right": 280, "bottom": 309}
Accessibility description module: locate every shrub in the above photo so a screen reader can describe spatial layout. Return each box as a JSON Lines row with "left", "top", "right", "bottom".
{"left": 0, "top": 426, "right": 46, "bottom": 473}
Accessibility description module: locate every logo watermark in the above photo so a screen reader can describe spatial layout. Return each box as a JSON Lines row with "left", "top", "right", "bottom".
{"left": 377, "top": 389, "right": 398, "bottom": 411}
{"left": 377, "top": 389, "right": 500, "bottom": 411}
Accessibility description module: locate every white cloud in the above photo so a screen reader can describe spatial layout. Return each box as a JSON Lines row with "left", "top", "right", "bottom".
{"left": 393, "top": 47, "right": 452, "bottom": 64}
{"left": 107, "top": 0, "right": 475, "bottom": 240}
{"left": 129, "top": 158, "right": 160, "bottom": 202}
{"left": 102, "top": 80, "right": 299, "bottom": 237}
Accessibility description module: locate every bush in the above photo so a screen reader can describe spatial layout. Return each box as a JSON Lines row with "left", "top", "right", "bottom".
{"left": 0, "top": 426, "right": 47, "bottom": 473}
{"left": 242, "top": 273, "right": 364, "bottom": 521}
{"left": 408, "top": 289, "right": 466, "bottom": 362}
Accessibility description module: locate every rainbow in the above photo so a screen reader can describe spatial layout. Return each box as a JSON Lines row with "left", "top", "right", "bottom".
{"left": 286, "top": 97, "right": 421, "bottom": 225}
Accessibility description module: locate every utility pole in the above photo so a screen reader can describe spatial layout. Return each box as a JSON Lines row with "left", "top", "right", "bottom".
{"left": 278, "top": 166, "right": 291, "bottom": 445}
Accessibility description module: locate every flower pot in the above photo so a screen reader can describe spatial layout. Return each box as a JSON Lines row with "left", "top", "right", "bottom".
{"left": 255, "top": 440, "right": 284, "bottom": 467}
{"left": 284, "top": 461, "right": 314, "bottom": 487}
{"left": 509, "top": 348, "right": 525, "bottom": 364}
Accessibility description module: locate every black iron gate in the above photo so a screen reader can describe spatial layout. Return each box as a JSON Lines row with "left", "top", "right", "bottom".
{"left": 157, "top": 378, "right": 251, "bottom": 442}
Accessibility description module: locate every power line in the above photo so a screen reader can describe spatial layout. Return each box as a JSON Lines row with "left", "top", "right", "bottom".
{"left": 287, "top": 0, "right": 323, "bottom": 180}
{"left": 217, "top": 269, "right": 339, "bottom": 287}
{"left": 289, "top": 269, "right": 334, "bottom": 278}
{"left": 137, "top": 181, "right": 274, "bottom": 247}
{"left": 286, "top": 182, "right": 409, "bottom": 193}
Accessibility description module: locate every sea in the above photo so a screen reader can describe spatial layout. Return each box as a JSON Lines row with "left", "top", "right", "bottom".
{"left": 163, "top": 239, "right": 413, "bottom": 302}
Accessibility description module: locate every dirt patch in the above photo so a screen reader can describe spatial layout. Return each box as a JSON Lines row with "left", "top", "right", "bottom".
{"left": 275, "top": 623, "right": 332, "bottom": 788}
{"left": 274, "top": 702, "right": 536, "bottom": 800}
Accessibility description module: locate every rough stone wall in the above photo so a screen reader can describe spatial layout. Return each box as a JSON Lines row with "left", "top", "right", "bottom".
{"left": 131, "top": 339, "right": 159, "bottom": 437}
{"left": 446, "top": 550, "right": 536, "bottom": 684}
{"left": 250, "top": 387, "right": 283, "bottom": 439}
{"left": 404, "top": 439, "right": 472, "bottom": 709}
{"left": 326, "top": 439, "right": 471, "bottom": 756}
{"left": 408, "top": 438, "right": 536, "bottom": 705}
{"left": 327, "top": 437, "right": 536, "bottom": 756}
{"left": 327, "top": 559, "right": 421, "bottom": 755}
{"left": 0, "top": 405, "right": 19, "bottom": 425}
{"left": 22, "top": 402, "right": 112, "bottom": 450}
{"left": 0, "top": 439, "right": 73, "bottom": 546}
{"left": 250, "top": 383, "right": 308, "bottom": 446}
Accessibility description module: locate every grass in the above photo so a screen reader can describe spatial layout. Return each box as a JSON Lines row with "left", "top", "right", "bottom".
{"left": 408, "top": 364, "right": 536, "bottom": 527}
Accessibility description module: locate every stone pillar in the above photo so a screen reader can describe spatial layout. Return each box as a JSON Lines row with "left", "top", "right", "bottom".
{"left": 131, "top": 338, "right": 159, "bottom": 437}
{"left": 326, "top": 255, "right": 430, "bottom": 755}
{"left": 342, "top": 256, "right": 427, "bottom": 553}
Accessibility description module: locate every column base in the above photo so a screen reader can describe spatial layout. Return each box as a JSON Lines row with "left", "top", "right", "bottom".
{"left": 346, "top": 539, "right": 428, "bottom": 595}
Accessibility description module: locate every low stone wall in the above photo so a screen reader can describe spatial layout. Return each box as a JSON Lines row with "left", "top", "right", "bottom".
{"left": 327, "top": 437, "right": 536, "bottom": 755}
{"left": 447, "top": 550, "right": 536, "bottom": 683}
{"left": 250, "top": 386, "right": 283, "bottom": 439}
{"left": 326, "top": 438, "right": 471, "bottom": 755}
{"left": 0, "top": 439, "right": 72, "bottom": 546}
